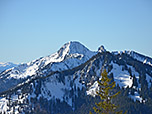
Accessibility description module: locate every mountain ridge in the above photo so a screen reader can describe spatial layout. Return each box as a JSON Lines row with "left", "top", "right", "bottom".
{"left": 112, "top": 50, "right": 152, "bottom": 66}
{"left": 1, "top": 41, "right": 152, "bottom": 94}
{"left": 0, "top": 41, "right": 96, "bottom": 93}
{"left": 0, "top": 41, "right": 152, "bottom": 114}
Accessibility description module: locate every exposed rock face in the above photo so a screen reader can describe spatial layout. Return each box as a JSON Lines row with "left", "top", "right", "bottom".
{"left": 98, "top": 45, "right": 106, "bottom": 53}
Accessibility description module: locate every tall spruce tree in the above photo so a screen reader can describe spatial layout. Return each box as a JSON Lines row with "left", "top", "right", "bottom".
{"left": 90, "top": 69, "right": 125, "bottom": 114}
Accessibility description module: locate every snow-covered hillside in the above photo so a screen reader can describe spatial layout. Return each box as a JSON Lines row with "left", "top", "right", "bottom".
{"left": 0, "top": 41, "right": 96, "bottom": 93}
{"left": 1, "top": 41, "right": 96, "bottom": 79}
{"left": 125, "top": 51, "right": 152, "bottom": 66}
{"left": 0, "top": 62, "right": 17, "bottom": 73}
{"left": 112, "top": 50, "right": 152, "bottom": 66}
{"left": 0, "top": 41, "right": 152, "bottom": 114}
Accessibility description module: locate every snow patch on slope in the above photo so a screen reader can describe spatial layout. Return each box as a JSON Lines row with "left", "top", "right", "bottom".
{"left": 0, "top": 97, "right": 8, "bottom": 113}
{"left": 110, "top": 62, "right": 133, "bottom": 88}
{"left": 129, "top": 91, "right": 143, "bottom": 103}
{"left": 86, "top": 81, "right": 99, "bottom": 97}
{"left": 40, "top": 72, "right": 84, "bottom": 106}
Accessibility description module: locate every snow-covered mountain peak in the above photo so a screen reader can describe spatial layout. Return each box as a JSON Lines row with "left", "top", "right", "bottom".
{"left": 0, "top": 41, "right": 97, "bottom": 93}
{"left": 67, "top": 41, "right": 92, "bottom": 54}
{"left": 45, "top": 41, "right": 97, "bottom": 64}
{"left": 57, "top": 41, "right": 95, "bottom": 58}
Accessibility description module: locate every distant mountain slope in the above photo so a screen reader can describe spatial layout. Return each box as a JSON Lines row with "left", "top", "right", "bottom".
{"left": 112, "top": 50, "right": 152, "bottom": 66}
{"left": 0, "top": 62, "right": 17, "bottom": 73}
{"left": 125, "top": 51, "right": 152, "bottom": 66}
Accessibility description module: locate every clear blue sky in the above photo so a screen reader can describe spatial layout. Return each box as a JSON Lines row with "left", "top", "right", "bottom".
{"left": 0, "top": 0, "right": 152, "bottom": 63}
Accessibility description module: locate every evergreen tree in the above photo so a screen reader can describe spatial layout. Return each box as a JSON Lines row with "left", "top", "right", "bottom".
{"left": 90, "top": 69, "right": 126, "bottom": 114}
{"left": 139, "top": 74, "right": 148, "bottom": 98}
{"left": 132, "top": 75, "right": 138, "bottom": 88}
